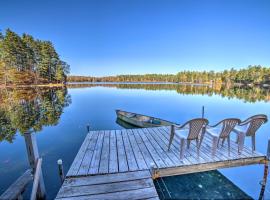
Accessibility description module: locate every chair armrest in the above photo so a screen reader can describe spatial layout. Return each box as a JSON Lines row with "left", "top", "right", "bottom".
{"left": 207, "top": 121, "right": 222, "bottom": 128}
{"left": 205, "top": 128, "right": 219, "bottom": 137}
{"left": 171, "top": 124, "right": 181, "bottom": 129}
{"left": 232, "top": 128, "right": 242, "bottom": 134}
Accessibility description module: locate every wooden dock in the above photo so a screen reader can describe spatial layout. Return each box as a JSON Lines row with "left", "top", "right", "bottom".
{"left": 55, "top": 126, "right": 267, "bottom": 199}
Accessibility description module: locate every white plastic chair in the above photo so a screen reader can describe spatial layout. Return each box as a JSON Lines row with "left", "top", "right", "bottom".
{"left": 233, "top": 114, "right": 268, "bottom": 153}
{"left": 206, "top": 118, "right": 241, "bottom": 156}
{"left": 168, "top": 118, "right": 209, "bottom": 160}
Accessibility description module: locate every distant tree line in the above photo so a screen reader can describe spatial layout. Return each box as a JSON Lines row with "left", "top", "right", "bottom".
{"left": 68, "top": 65, "right": 270, "bottom": 86}
{"left": 0, "top": 29, "right": 70, "bottom": 85}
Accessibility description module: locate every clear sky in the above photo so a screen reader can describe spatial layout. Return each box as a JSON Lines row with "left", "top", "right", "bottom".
{"left": 1, "top": 0, "right": 270, "bottom": 76}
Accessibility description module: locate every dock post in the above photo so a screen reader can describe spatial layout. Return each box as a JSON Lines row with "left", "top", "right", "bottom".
{"left": 150, "top": 163, "right": 159, "bottom": 179}
{"left": 259, "top": 139, "right": 270, "bottom": 200}
{"left": 24, "top": 131, "right": 46, "bottom": 199}
{"left": 57, "top": 159, "right": 65, "bottom": 183}
{"left": 267, "top": 140, "right": 270, "bottom": 160}
{"left": 202, "top": 106, "right": 205, "bottom": 118}
{"left": 86, "top": 124, "right": 90, "bottom": 132}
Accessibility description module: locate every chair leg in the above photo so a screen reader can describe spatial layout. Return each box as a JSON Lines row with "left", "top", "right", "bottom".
{"left": 236, "top": 134, "right": 239, "bottom": 144}
{"left": 199, "top": 128, "right": 205, "bottom": 148}
{"left": 227, "top": 136, "right": 231, "bottom": 156}
{"left": 238, "top": 132, "right": 245, "bottom": 154}
{"left": 187, "top": 140, "right": 191, "bottom": 149}
{"left": 252, "top": 135, "right": 256, "bottom": 152}
{"left": 168, "top": 126, "right": 175, "bottom": 151}
{"left": 196, "top": 138, "right": 200, "bottom": 158}
{"left": 222, "top": 138, "right": 226, "bottom": 146}
{"left": 212, "top": 136, "right": 218, "bottom": 157}
{"left": 180, "top": 138, "right": 186, "bottom": 160}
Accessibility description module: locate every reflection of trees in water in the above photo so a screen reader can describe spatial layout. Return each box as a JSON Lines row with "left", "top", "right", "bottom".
{"left": 68, "top": 83, "right": 270, "bottom": 103}
{"left": 0, "top": 87, "right": 71, "bottom": 142}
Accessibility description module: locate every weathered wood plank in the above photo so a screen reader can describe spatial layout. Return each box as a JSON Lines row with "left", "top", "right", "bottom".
{"left": 62, "top": 170, "right": 151, "bottom": 187}
{"left": 122, "top": 130, "right": 139, "bottom": 171}
{"left": 148, "top": 128, "right": 183, "bottom": 166}
{"left": 136, "top": 129, "right": 167, "bottom": 168}
{"left": 99, "top": 131, "right": 111, "bottom": 174}
{"left": 143, "top": 128, "right": 175, "bottom": 166}
{"left": 153, "top": 128, "right": 191, "bottom": 165}
{"left": 161, "top": 126, "right": 216, "bottom": 163}
{"left": 157, "top": 127, "right": 199, "bottom": 164}
{"left": 77, "top": 132, "right": 99, "bottom": 176}
{"left": 126, "top": 129, "right": 148, "bottom": 170}
{"left": 131, "top": 129, "right": 156, "bottom": 168}
{"left": 203, "top": 133, "right": 238, "bottom": 161}
{"left": 66, "top": 133, "right": 93, "bottom": 177}
{"left": 57, "top": 178, "right": 154, "bottom": 198}
{"left": 88, "top": 131, "right": 104, "bottom": 175}
{"left": 0, "top": 170, "right": 32, "bottom": 200}
{"left": 116, "top": 130, "right": 128, "bottom": 172}
{"left": 158, "top": 156, "right": 266, "bottom": 177}
{"left": 56, "top": 187, "right": 159, "bottom": 200}
{"left": 109, "top": 130, "right": 118, "bottom": 173}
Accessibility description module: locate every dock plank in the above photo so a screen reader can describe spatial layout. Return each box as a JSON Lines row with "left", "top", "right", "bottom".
{"left": 131, "top": 129, "right": 156, "bottom": 168}
{"left": 126, "top": 129, "right": 148, "bottom": 170}
{"left": 56, "top": 187, "right": 159, "bottom": 200}
{"left": 66, "top": 133, "right": 93, "bottom": 177}
{"left": 109, "top": 130, "right": 118, "bottom": 173}
{"left": 122, "top": 129, "right": 139, "bottom": 171}
{"left": 137, "top": 128, "right": 167, "bottom": 168}
{"left": 88, "top": 131, "right": 104, "bottom": 175}
{"left": 116, "top": 130, "right": 129, "bottom": 172}
{"left": 56, "top": 170, "right": 159, "bottom": 200}
{"left": 99, "top": 131, "right": 110, "bottom": 174}
{"left": 143, "top": 128, "right": 175, "bottom": 166}
{"left": 77, "top": 132, "right": 99, "bottom": 176}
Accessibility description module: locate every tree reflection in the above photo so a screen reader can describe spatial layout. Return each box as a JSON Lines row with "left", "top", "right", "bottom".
{"left": 68, "top": 83, "right": 270, "bottom": 103}
{"left": 0, "top": 87, "right": 71, "bottom": 142}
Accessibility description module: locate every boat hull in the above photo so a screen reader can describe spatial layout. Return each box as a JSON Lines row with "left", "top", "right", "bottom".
{"left": 116, "top": 110, "right": 174, "bottom": 128}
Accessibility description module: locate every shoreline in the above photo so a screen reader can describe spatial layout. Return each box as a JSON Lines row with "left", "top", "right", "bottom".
{"left": 1, "top": 81, "right": 269, "bottom": 89}
{"left": 0, "top": 83, "right": 66, "bottom": 89}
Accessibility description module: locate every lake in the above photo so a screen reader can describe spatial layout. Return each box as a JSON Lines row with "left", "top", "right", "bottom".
{"left": 0, "top": 83, "right": 270, "bottom": 199}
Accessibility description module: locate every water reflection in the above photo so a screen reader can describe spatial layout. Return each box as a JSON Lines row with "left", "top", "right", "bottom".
{"left": 0, "top": 87, "right": 71, "bottom": 142}
{"left": 68, "top": 83, "right": 270, "bottom": 103}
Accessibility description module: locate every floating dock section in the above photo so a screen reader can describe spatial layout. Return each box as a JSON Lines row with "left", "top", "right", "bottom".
{"left": 55, "top": 126, "right": 267, "bottom": 199}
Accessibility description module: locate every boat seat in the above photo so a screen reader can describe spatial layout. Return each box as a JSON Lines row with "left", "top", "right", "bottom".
{"left": 126, "top": 113, "right": 136, "bottom": 118}
{"left": 150, "top": 119, "right": 161, "bottom": 125}
{"left": 137, "top": 116, "right": 150, "bottom": 121}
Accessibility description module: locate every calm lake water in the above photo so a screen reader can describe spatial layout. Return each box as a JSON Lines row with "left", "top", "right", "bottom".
{"left": 0, "top": 83, "right": 270, "bottom": 199}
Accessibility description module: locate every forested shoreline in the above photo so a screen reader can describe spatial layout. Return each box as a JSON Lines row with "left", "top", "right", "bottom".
{"left": 68, "top": 65, "right": 270, "bottom": 86}
{"left": 1, "top": 29, "right": 269, "bottom": 87}
{"left": 0, "top": 29, "right": 69, "bottom": 85}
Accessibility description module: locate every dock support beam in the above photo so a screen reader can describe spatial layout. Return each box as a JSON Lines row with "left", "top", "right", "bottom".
{"left": 259, "top": 140, "right": 270, "bottom": 200}
{"left": 24, "top": 132, "right": 46, "bottom": 199}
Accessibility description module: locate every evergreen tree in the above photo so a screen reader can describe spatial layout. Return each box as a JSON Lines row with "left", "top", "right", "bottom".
{"left": 0, "top": 29, "right": 69, "bottom": 85}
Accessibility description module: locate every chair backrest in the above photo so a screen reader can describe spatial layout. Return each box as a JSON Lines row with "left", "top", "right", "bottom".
{"left": 244, "top": 115, "right": 268, "bottom": 137}
{"left": 187, "top": 118, "right": 209, "bottom": 140}
{"left": 219, "top": 118, "right": 241, "bottom": 138}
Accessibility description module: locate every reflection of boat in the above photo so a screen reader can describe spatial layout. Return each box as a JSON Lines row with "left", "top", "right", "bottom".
{"left": 116, "top": 109, "right": 174, "bottom": 128}
{"left": 116, "top": 118, "right": 137, "bottom": 129}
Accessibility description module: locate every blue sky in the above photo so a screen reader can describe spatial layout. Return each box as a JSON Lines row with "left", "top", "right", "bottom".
{"left": 1, "top": 0, "right": 270, "bottom": 76}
